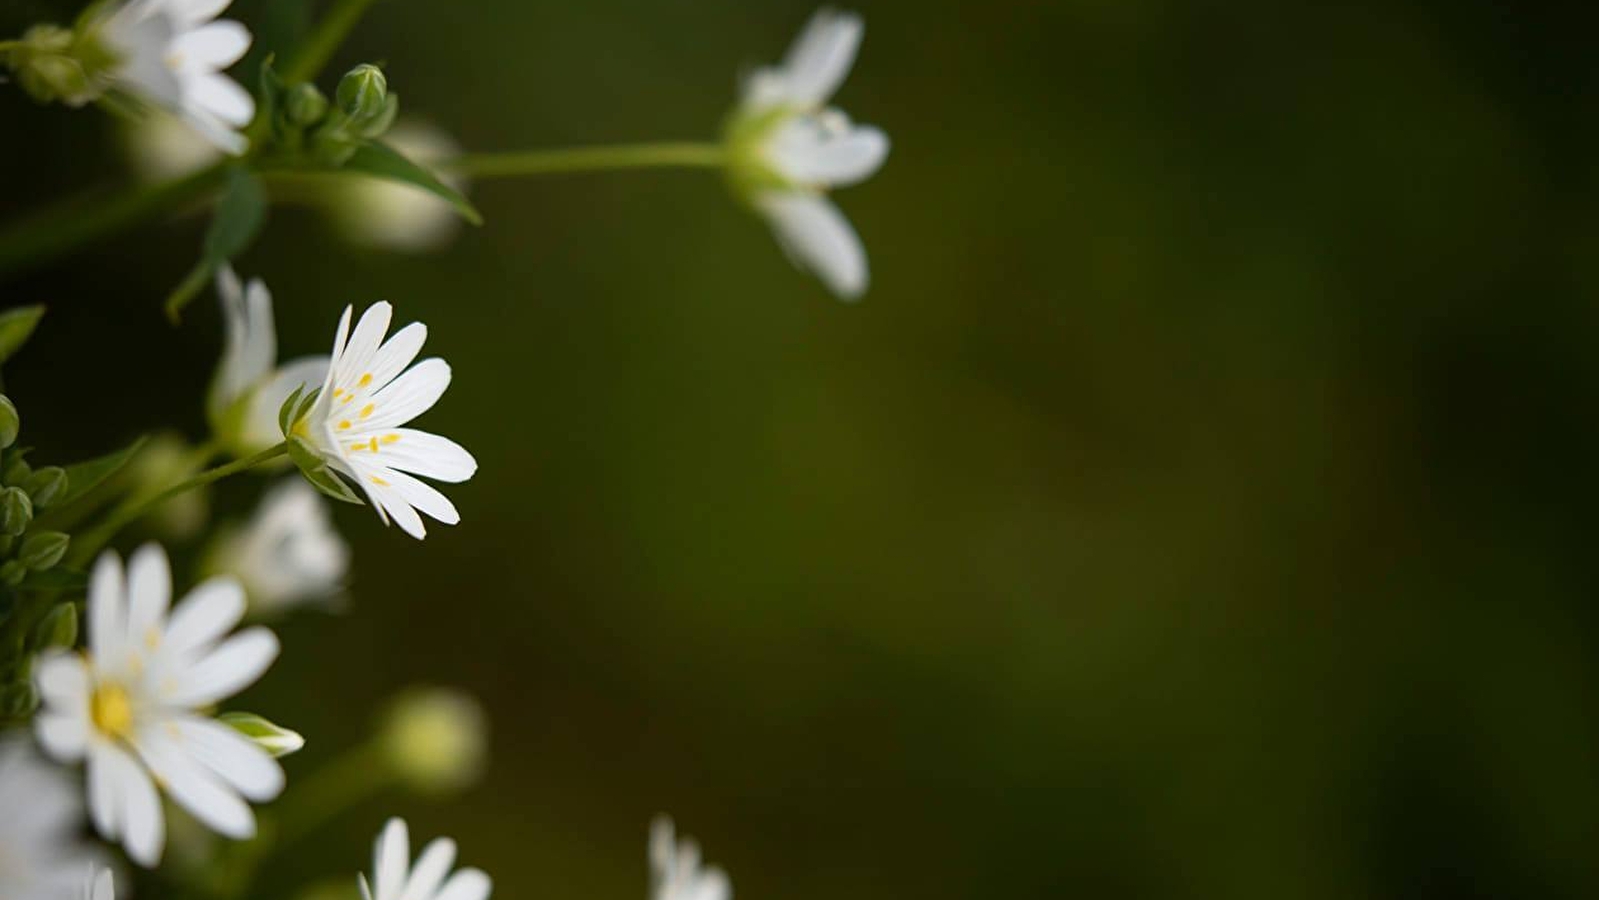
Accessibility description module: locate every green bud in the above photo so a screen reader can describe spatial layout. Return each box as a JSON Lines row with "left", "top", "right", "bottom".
{"left": 219, "top": 711, "right": 305, "bottom": 757}
{"left": 0, "top": 560, "right": 25, "bottom": 587}
{"left": 359, "top": 92, "right": 399, "bottom": 139}
{"left": 336, "top": 64, "right": 387, "bottom": 123}
{"left": 19, "top": 531, "right": 69, "bottom": 570}
{"left": 30, "top": 602, "right": 77, "bottom": 651}
{"left": 1, "top": 452, "right": 31, "bottom": 487}
{"left": 0, "top": 486, "right": 32, "bottom": 536}
{"left": 379, "top": 687, "right": 487, "bottom": 795}
{"left": 0, "top": 395, "right": 18, "bottom": 449}
{"left": 22, "top": 466, "right": 67, "bottom": 508}
{"left": 0, "top": 681, "right": 37, "bottom": 718}
{"left": 284, "top": 82, "right": 329, "bottom": 127}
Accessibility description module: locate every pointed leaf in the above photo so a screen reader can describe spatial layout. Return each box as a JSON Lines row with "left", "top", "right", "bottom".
{"left": 0, "top": 306, "right": 45, "bottom": 365}
{"left": 343, "top": 141, "right": 482, "bottom": 226}
{"left": 166, "top": 168, "right": 268, "bottom": 322}
{"left": 55, "top": 436, "right": 147, "bottom": 506}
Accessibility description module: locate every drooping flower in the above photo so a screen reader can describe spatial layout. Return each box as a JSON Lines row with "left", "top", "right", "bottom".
{"left": 96, "top": 0, "right": 256, "bottom": 154}
{"left": 33, "top": 545, "right": 286, "bottom": 867}
{"left": 331, "top": 120, "right": 471, "bottom": 252}
{"left": 726, "top": 9, "right": 888, "bottom": 300}
{"left": 83, "top": 867, "right": 116, "bottom": 900}
{"left": 209, "top": 267, "right": 330, "bottom": 456}
{"left": 649, "top": 817, "right": 730, "bottom": 900}
{"left": 290, "top": 303, "right": 477, "bottom": 539}
{"left": 0, "top": 739, "right": 108, "bottom": 900}
{"left": 207, "top": 479, "right": 351, "bottom": 617}
{"left": 359, "top": 818, "right": 491, "bottom": 900}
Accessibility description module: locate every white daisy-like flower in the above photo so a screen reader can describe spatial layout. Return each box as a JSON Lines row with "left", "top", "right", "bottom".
{"left": 358, "top": 818, "right": 491, "bottom": 900}
{"left": 731, "top": 8, "right": 888, "bottom": 300}
{"left": 649, "top": 817, "right": 730, "bottom": 900}
{"left": 83, "top": 866, "right": 116, "bottom": 900}
{"left": 97, "top": 0, "right": 256, "bottom": 154}
{"left": 330, "top": 120, "right": 471, "bottom": 253}
{"left": 208, "top": 479, "right": 351, "bottom": 617}
{"left": 292, "top": 302, "right": 477, "bottom": 539}
{"left": 0, "top": 739, "right": 107, "bottom": 900}
{"left": 209, "top": 266, "right": 330, "bottom": 456}
{"left": 33, "top": 544, "right": 286, "bottom": 867}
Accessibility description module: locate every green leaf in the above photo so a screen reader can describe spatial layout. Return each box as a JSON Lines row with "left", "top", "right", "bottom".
{"left": 0, "top": 306, "right": 44, "bottom": 366}
{"left": 343, "top": 141, "right": 482, "bottom": 226}
{"left": 55, "top": 436, "right": 147, "bottom": 506}
{"left": 165, "top": 168, "right": 268, "bottom": 322}
{"left": 288, "top": 436, "right": 363, "bottom": 505}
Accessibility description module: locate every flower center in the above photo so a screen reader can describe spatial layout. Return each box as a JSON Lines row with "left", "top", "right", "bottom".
{"left": 90, "top": 682, "right": 134, "bottom": 739}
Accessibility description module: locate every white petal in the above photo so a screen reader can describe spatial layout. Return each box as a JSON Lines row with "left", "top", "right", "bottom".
{"left": 370, "top": 430, "right": 477, "bottom": 483}
{"left": 767, "top": 119, "right": 888, "bottom": 188}
{"left": 164, "top": 627, "right": 278, "bottom": 707}
{"left": 433, "top": 868, "right": 491, "bottom": 900}
{"left": 364, "top": 322, "right": 429, "bottom": 394}
{"left": 36, "top": 652, "right": 90, "bottom": 709}
{"left": 780, "top": 9, "right": 863, "bottom": 107}
{"left": 382, "top": 468, "right": 460, "bottom": 526}
{"left": 179, "top": 103, "right": 249, "bottom": 154}
{"left": 371, "top": 482, "right": 428, "bottom": 539}
{"left": 757, "top": 192, "right": 869, "bottom": 300}
{"left": 169, "top": 0, "right": 232, "bottom": 27}
{"left": 92, "top": 868, "right": 115, "bottom": 900}
{"left": 125, "top": 543, "right": 172, "bottom": 651}
{"left": 242, "top": 355, "right": 330, "bottom": 450}
{"left": 400, "top": 837, "right": 457, "bottom": 900}
{"left": 172, "top": 20, "right": 250, "bottom": 68}
{"left": 162, "top": 577, "right": 247, "bottom": 656}
{"left": 87, "top": 741, "right": 120, "bottom": 841}
{"left": 136, "top": 725, "right": 253, "bottom": 839}
{"left": 374, "top": 818, "right": 411, "bottom": 900}
{"left": 36, "top": 711, "right": 90, "bottom": 761}
{"left": 171, "top": 715, "right": 284, "bottom": 800}
{"left": 337, "top": 303, "right": 395, "bottom": 387}
{"left": 118, "top": 750, "right": 165, "bottom": 866}
{"left": 188, "top": 72, "right": 255, "bottom": 126}
{"left": 363, "top": 358, "right": 451, "bottom": 429}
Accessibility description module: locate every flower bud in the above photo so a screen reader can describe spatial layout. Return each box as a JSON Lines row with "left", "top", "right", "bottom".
{"left": 359, "top": 92, "right": 399, "bottom": 139}
{"left": 336, "top": 64, "right": 387, "bottom": 123}
{"left": 284, "top": 82, "right": 330, "bottom": 127}
{"left": 22, "top": 466, "right": 67, "bottom": 508}
{"left": 30, "top": 602, "right": 77, "bottom": 651}
{"left": 379, "top": 687, "right": 487, "bottom": 795}
{"left": 19, "top": 531, "right": 69, "bottom": 570}
{"left": 0, "top": 486, "right": 32, "bottom": 536}
{"left": 0, "top": 559, "right": 25, "bottom": 587}
{"left": 0, "top": 453, "right": 29, "bottom": 487}
{"left": 0, "top": 395, "right": 18, "bottom": 449}
{"left": 219, "top": 711, "right": 305, "bottom": 757}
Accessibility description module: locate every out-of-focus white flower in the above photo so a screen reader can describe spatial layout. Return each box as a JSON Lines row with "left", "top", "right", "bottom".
{"left": 292, "top": 303, "right": 477, "bottom": 539}
{"left": 331, "top": 120, "right": 469, "bottom": 252}
{"left": 379, "top": 687, "right": 487, "bottom": 795}
{"left": 649, "top": 817, "right": 730, "bottom": 900}
{"left": 97, "top": 0, "right": 255, "bottom": 154}
{"left": 358, "top": 818, "right": 491, "bottom": 900}
{"left": 728, "top": 8, "right": 888, "bottom": 300}
{"left": 83, "top": 866, "right": 116, "bottom": 900}
{"left": 210, "top": 267, "right": 330, "bottom": 456}
{"left": 33, "top": 545, "right": 286, "bottom": 867}
{"left": 0, "top": 739, "right": 107, "bottom": 900}
{"left": 123, "top": 107, "right": 222, "bottom": 181}
{"left": 208, "top": 479, "right": 350, "bottom": 617}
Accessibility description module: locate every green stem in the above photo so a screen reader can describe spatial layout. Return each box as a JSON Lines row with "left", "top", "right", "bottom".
{"left": 68, "top": 442, "right": 286, "bottom": 566}
{"left": 445, "top": 142, "right": 727, "bottom": 178}
{"left": 281, "top": 0, "right": 381, "bottom": 85}
{"left": 0, "top": 163, "right": 229, "bottom": 278}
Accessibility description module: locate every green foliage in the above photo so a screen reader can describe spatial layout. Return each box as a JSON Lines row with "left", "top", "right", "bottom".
{"left": 0, "top": 305, "right": 44, "bottom": 366}
{"left": 0, "top": 395, "right": 17, "bottom": 449}
{"left": 29, "top": 601, "right": 76, "bottom": 651}
{"left": 54, "top": 436, "right": 147, "bottom": 507}
{"left": 166, "top": 168, "right": 268, "bottom": 322}
{"left": 343, "top": 141, "right": 482, "bottom": 226}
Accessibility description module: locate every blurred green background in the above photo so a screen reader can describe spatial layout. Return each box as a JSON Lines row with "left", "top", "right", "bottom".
{"left": 4, "top": 0, "right": 1599, "bottom": 897}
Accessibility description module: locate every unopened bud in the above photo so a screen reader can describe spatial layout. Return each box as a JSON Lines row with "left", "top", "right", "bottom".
{"left": 22, "top": 466, "right": 66, "bottom": 508}
{"left": 19, "top": 531, "right": 68, "bottom": 570}
{"left": 0, "top": 453, "right": 29, "bottom": 487}
{"left": 0, "top": 560, "right": 25, "bottom": 587}
{"left": 31, "top": 602, "right": 77, "bottom": 651}
{"left": 379, "top": 687, "right": 487, "bottom": 794}
{"left": 359, "top": 92, "right": 399, "bottom": 139}
{"left": 0, "top": 487, "right": 32, "bottom": 536}
{"left": 336, "top": 64, "right": 387, "bottom": 123}
{"left": 0, "top": 395, "right": 18, "bottom": 449}
{"left": 219, "top": 711, "right": 305, "bottom": 757}
{"left": 284, "top": 82, "right": 329, "bottom": 127}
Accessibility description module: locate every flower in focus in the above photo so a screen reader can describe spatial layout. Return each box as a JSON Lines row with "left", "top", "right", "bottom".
{"left": 649, "top": 816, "right": 730, "bottom": 900}
{"left": 123, "top": 107, "right": 221, "bottom": 181}
{"left": 210, "top": 267, "right": 330, "bottom": 456}
{"left": 97, "top": 0, "right": 255, "bottom": 154}
{"left": 359, "top": 818, "right": 491, "bottom": 900}
{"left": 379, "top": 687, "right": 487, "bottom": 795}
{"left": 726, "top": 8, "right": 888, "bottom": 300}
{"left": 83, "top": 866, "right": 115, "bottom": 900}
{"left": 0, "top": 739, "right": 108, "bottom": 900}
{"left": 33, "top": 545, "right": 286, "bottom": 866}
{"left": 291, "top": 303, "right": 477, "bottom": 539}
{"left": 330, "top": 120, "right": 471, "bottom": 252}
{"left": 207, "top": 479, "right": 351, "bottom": 617}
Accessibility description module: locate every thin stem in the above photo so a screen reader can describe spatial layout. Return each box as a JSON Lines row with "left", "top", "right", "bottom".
{"left": 281, "top": 0, "right": 381, "bottom": 85}
{"left": 445, "top": 142, "right": 727, "bottom": 179}
{"left": 68, "top": 442, "right": 286, "bottom": 566}
{"left": 0, "top": 163, "right": 229, "bottom": 278}
{"left": 0, "top": 40, "right": 23, "bottom": 51}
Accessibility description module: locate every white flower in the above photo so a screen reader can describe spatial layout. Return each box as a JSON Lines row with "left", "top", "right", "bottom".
{"left": 33, "top": 544, "right": 286, "bottom": 867}
{"left": 731, "top": 8, "right": 888, "bottom": 300}
{"left": 0, "top": 739, "right": 107, "bottom": 900}
{"left": 359, "top": 818, "right": 491, "bottom": 900}
{"left": 210, "top": 266, "right": 330, "bottom": 455}
{"left": 209, "top": 479, "right": 351, "bottom": 616}
{"left": 123, "top": 107, "right": 222, "bottom": 181}
{"left": 649, "top": 817, "right": 730, "bottom": 900}
{"left": 330, "top": 120, "right": 470, "bottom": 253}
{"left": 293, "top": 302, "right": 477, "bottom": 539}
{"left": 83, "top": 867, "right": 116, "bottom": 900}
{"left": 98, "top": 0, "right": 256, "bottom": 154}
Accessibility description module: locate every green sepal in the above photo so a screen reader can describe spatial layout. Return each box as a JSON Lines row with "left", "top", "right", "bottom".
{"left": 54, "top": 436, "right": 147, "bottom": 507}
{"left": 0, "top": 396, "right": 18, "bottom": 450}
{"left": 22, "top": 466, "right": 67, "bottom": 508}
{"left": 0, "top": 306, "right": 45, "bottom": 366}
{"left": 166, "top": 168, "right": 268, "bottom": 322}
{"left": 342, "top": 141, "right": 482, "bottom": 226}
{"left": 219, "top": 711, "right": 305, "bottom": 757}
{"left": 0, "top": 486, "right": 32, "bottom": 536}
{"left": 29, "top": 602, "right": 77, "bottom": 651}
{"left": 288, "top": 436, "right": 363, "bottom": 505}
{"left": 19, "top": 532, "right": 69, "bottom": 570}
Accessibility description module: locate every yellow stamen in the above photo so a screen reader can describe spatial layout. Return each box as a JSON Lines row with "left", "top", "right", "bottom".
{"left": 90, "top": 683, "right": 133, "bottom": 739}
{"left": 359, "top": 404, "right": 375, "bottom": 419}
{"left": 369, "top": 437, "right": 379, "bottom": 452}
{"left": 337, "top": 420, "right": 352, "bottom": 430}
{"left": 358, "top": 373, "right": 373, "bottom": 387}
{"left": 370, "top": 475, "right": 389, "bottom": 486}
{"left": 382, "top": 434, "right": 400, "bottom": 444}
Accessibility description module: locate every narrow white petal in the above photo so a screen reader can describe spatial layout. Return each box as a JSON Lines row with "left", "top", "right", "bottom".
{"left": 172, "top": 20, "right": 250, "bottom": 68}
{"left": 374, "top": 485, "right": 428, "bottom": 539}
{"left": 338, "top": 303, "right": 396, "bottom": 387}
{"left": 125, "top": 543, "right": 172, "bottom": 650}
{"left": 363, "top": 358, "right": 452, "bottom": 429}
{"left": 170, "top": 0, "right": 232, "bottom": 27}
{"left": 189, "top": 73, "right": 255, "bottom": 126}
{"left": 35, "top": 711, "right": 90, "bottom": 761}
{"left": 757, "top": 192, "right": 869, "bottom": 300}
{"left": 374, "top": 818, "right": 411, "bottom": 900}
{"left": 767, "top": 119, "right": 887, "bottom": 188}
{"left": 87, "top": 742, "right": 120, "bottom": 841}
{"left": 381, "top": 469, "right": 460, "bottom": 526}
{"left": 433, "top": 868, "right": 491, "bottom": 900}
{"left": 92, "top": 869, "right": 115, "bottom": 900}
{"left": 361, "top": 429, "right": 477, "bottom": 483}
{"left": 364, "top": 322, "right": 429, "bottom": 394}
{"left": 781, "top": 9, "right": 863, "bottom": 106}
{"left": 88, "top": 552, "right": 127, "bottom": 666}
{"left": 36, "top": 653, "right": 90, "bottom": 708}
{"left": 179, "top": 103, "right": 249, "bottom": 154}
{"left": 243, "top": 355, "right": 330, "bottom": 450}
{"left": 136, "top": 726, "right": 253, "bottom": 839}
{"left": 400, "top": 837, "right": 457, "bottom": 900}
{"left": 172, "top": 715, "right": 285, "bottom": 800}
{"left": 162, "top": 577, "right": 247, "bottom": 656}
{"left": 117, "top": 750, "right": 165, "bottom": 866}
{"left": 164, "top": 628, "right": 279, "bottom": 707}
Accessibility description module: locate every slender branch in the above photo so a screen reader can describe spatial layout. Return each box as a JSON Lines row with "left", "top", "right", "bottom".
{"left": 281, "top": 0, "right": 382, "bottom": 85}
{"left": 68, "top": 442, "right": 287, "bottom": 566}
{"left": 445, "top": 142, "right": 727, "bottom": 178}
{"left": 0, "top": 163, "right": 229, "bottom": 278}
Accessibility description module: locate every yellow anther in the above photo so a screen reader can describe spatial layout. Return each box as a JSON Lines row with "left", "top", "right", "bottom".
{"left": 382, "top": 434, "right": 400, "bottom": 444}
{"left": 144, "top": 627, "right": 159, "bottom": 651}
{"left": 337, "top": 420, "right": 352, "bottom": 430}
{"left": 370, "top": 475, "right": 389, "bottom": 486}
{"left": 358, "top": 373, "right": 373, "bottom": 387}
{"left": 91, "top": 683, "right": 134, "bottom": 739}
{"left": 359, "top": 404, "right": 375, "bottom": 419}
{"left": 369, "top": 437, "right": 379, "bottom": 452}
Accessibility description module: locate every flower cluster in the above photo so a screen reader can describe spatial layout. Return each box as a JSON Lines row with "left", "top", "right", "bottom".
{"left": 0, "top": 2, "right": 881, "bottom": 897}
